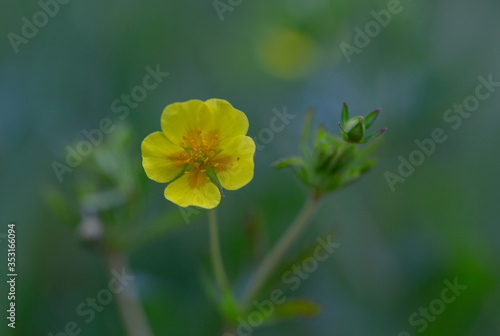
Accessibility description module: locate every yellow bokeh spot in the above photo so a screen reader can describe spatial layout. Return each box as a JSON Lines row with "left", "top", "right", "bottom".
{"left": 256, "top": 27, "right": 320, "bottom": 80}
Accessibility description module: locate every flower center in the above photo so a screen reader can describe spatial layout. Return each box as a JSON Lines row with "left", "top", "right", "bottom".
{"left": 178, "top": 130, "right": 221, "bottom": 174}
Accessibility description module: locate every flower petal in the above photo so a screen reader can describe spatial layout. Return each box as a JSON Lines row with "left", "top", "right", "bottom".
{"left": 141, "top": 132, "right": 185, "bottom": 183}
{"left": 205, "top": 98, "right": 249, "bottom": 140}
{"left": 164, "top": 171, "right": 221, "bottom": 209}
{"left": 213, "top": 135, "right": 256, "bottom": 190}
{"left": 161, "top": 99, "right": 214, "bottom": 144}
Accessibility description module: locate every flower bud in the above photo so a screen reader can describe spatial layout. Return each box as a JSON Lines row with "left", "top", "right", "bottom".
{"left": 339, "top": 103, "right": 386, "bottom": 143}
{"left": 339, "top": 116, "right": 365, "bottom": 143}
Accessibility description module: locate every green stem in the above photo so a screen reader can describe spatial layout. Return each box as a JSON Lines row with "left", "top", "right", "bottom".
{"left": 241, "top": 192, "right": 321, "bottom": 308}
{"left": 209, "top": 208, "right": 230, "bottom": 293}
{"left": 105, "top": 252, "right": 154, "bottom": 336}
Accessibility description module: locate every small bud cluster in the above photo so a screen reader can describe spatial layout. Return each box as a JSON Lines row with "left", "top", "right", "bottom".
{"left": 273, "top": 103, "right": 386, "bottom": 195}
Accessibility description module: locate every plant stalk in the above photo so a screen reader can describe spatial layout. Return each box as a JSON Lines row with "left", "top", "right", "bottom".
{"left": 209, "top": 208, "right": 230, "bottom": 293}
{"left": 241, "top": 192, "right": 321, "bottom": 308}
{"left": 106, "top": 252, "right": 154, "bottom": 336}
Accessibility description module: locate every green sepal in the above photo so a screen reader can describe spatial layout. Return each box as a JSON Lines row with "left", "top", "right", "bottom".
{"left": 364, "top": 109, "right": 380, "bottom": 129}
{"left": 341, "top": 102, "right": 349, "bottom": 125}
{"left": 204, "top": 167, "right": 225, "bottom": 197}
{"left": 361, "top": 128, "right": 386, "bottom": 143}
{"left": 168, "top": 164, "right": 192, "bottom": 184}
{"left": 338, "top": 123, "right": 349, "bottom": 141}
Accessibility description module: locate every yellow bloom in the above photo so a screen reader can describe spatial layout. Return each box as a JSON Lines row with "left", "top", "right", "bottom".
{"left": 141, "top": 99, "right": 256, "bottom": 209}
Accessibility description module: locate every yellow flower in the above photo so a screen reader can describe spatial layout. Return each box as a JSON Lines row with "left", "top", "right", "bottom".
{"left": 141, "top": 99, "right": 256, "bottom": 209}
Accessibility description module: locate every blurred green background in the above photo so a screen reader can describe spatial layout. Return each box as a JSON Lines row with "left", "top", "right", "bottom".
{"left": 1, "top": 0, "right": 500, "bottom": 335}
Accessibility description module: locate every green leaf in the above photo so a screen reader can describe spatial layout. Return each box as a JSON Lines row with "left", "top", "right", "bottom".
{"left": 339, "top": 160, "right": 376, "bottom": 189}
{"left": 200, "top": 272, "right": 241, "bottom": 325}
{"left": 221, "top": 289, "right": 241, "bottom": 324}
{"left": 355, "top": 138, "right": 383, "bottom": 160}
{"left": 359, "top": 159, "right": 376, "bottom": 173}
{"left": 314, "top": 128, "right": 342, "bottom": 152}
{"left": 300, "top": 107, "right": 316, "bottom": 157}
{"left": 272, "top": 157, "right": 304, "bottom": 170}
{"left": 296, "top": 166, "right": 310, "bottom": 186}
{"left": 313, "top": 127, "right": 327, "bottom": 151}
